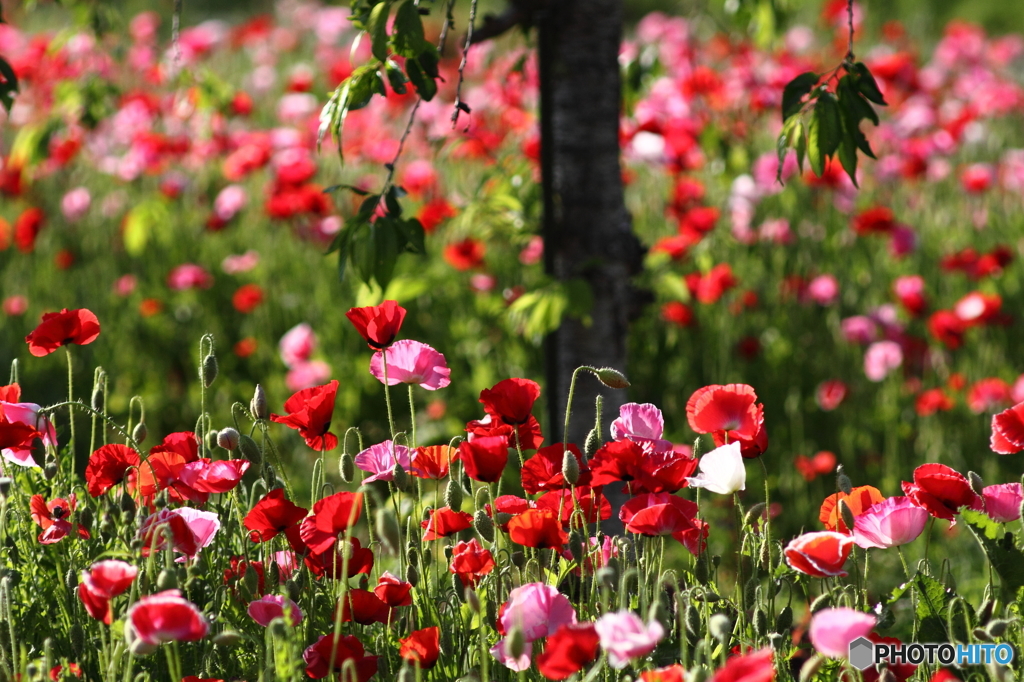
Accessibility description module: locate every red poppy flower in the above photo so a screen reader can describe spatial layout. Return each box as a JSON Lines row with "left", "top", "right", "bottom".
{"left": 443, "top": 238, "right": 486, "bottom": 271}
{"left": 14, "top": 207, "right": 44, "bottom": 253}
{"left": 345, "top": 300, "right": 406, "bottom": 350}
{"left": 521, "top": 444, "right": 590, "bottom": 494}
{"left": 244, "top": 488, "right": 308, "bottom": 543}
{"left": 85, "top": 444, "right": 141, "bottom": 497}
{"left": 640, "top": 665, "right": 688, "bottom": 682}
{"left": 399, "top": 626, "right": 441, "bottom": 669}
{"left": 270, "top": 380, "right": 339, "bottom": 451}
{"left": 458, "top": 435, "right": 509, "bottom": 483}
{"left": 0, "top": 383, "right": 20, "bottom": 402}
{"left": 784, "top": 531, "right": 853, "bottom": 577}
{"left": 901, "top": 463, "right": 982, "bottom": 521}
{"left": 632, "top": 449, "right": 699, "bottom": 494}
{"left": 306, "top": 537, "right": 374, "bottom": 579}
{"left": 335, "top": 589, "right": 391, "bottom": 625}
{"left": 916, "top": 389, "right": 954, "bottom": 417}
{"left": 508, "top": 509, "right": 568, "bottom": 550}
{"left": 991, "top": 401, "right": 1024, "bottom": 454}
{"left": 588, "top": 440, "right": 646, "bottom": 485}
{"left": 373, "top": 572, "right": 413, "bottom": 607}
{"left": 852, "top": 206, "right": 896, "bottom": 236}
{"left": 708, "top": 647, "right": 774, "bottom": 682}
{"left": 421, "top": 507, "right": 473, "bottom": 541}
{"left": 687, "top": 384, "right": 764, "bottom": 443}
{"left": 30, "top": 494, "right": 89, "bottom": 544}
{"left": 224, "top": 556, "right": 267, "bottom": 598}
{"left": 536, "top": 487, "right": 611, "bottom": 528}
{"left": 711, "top": 420, "right": 768, "bottom": 459}
{"left": 661, "top": 301, "right": 695, "bottom": 326}
{"left": 479, "top": 378, "right": 541, "bottom": 425}
{"left": 819, "top": 486, "right": 885, "bottom": 533}
{"left": 450, "top": 538, "right": 495, "bottom": 587}
{"left": 409, "top": 444, "right": 456, "bottom": 479}
{"left": 149, "top": 431, "right": 200, "bottom": 463}
{"left": 232, "top": 284, "right": 264, "bottom": 313}
{"left": 466, "top": 413, "right": 544, "bottom": 450}
{"left": 537, "top": 622, "right": 600, "bottom": 680}
{"left": 487, "top": 495, "right": 533, "bottom": 531}
{"left": 696, "top": 264, "right": 738, "bottom": 304}
{"left": 127, "top": 590, "right": 208, "bottom": 644}
{"left": 78, "top": 560, "right": 138, "bottom": 624}
{"left": 299, "top": 491, "right": 364, "bottom": 554}
{"left": 303, "top": 634, "right": 379, "bottom": 681}
{"left": 927, "top": 310, "right": 967, "bottom": 349}
{"left": 49, "top": 663, "right": 83, "bottom": 681}
{"left": 619, "top": 493, "right": 697, "bottom": 536}
{"left": 25, "top": 308, "right": 101, "bottom": 357}
{"left": 966, "top": 378, "right": 1010, "bottom": 414}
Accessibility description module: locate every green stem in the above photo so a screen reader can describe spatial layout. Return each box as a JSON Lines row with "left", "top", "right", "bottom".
{"left": 65, "top": 348, "right": 76, "bottom": 465}
{"left": 562, "top": 366, "right": 594, "bottom": 453}
{"left": 407, "top": 384, "right": 417, "bottom": 449}
{"left": 382, "top": 350, "right": 396, "bottom": 439}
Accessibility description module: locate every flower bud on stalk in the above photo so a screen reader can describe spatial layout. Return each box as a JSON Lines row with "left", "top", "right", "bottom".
{"left": 507, "top": 627, "right": 525, "bottom": 660}
{"left": 43, "top": 457, "right": 58, "bottom": 481}
{"left": 473, "top": 510, "right": 495, "bottom": 542}
{"left": 91, "top": 385, "right": 104, "bottom": 412}
{"left": 466, "top": 586, "right": 481, "bottom": 613}
{"left": 339, "top": 452, "right": 354, "bottom": 482}
{"left": 838, "top": 500, "right": 856, "bottom": 533}
{"left": 709, "top": 614, "right": 732, "bottom": 642}
{"left": 753, "top": 608, "right": 768, "bottom": 637}
{"left": 568, "top": 530, "right": 585, "bottom": 562}
{"left": 250, "top": 384, "right": 268, "bottom": 420}
{"left": 201, "top": 353, "right": 218, "bottom": 387}
{"left": 445, "top": 479, "right": 463, "bottom": 510}
{"left": 743, "top": 502, "right": 766, "bottom": 528}
{"left": 238, "top": 434, "right": 262, "bottom": 465}
{"left": 584, "top": 427, "right": 600, "bottom": 458}
{"left": 594, "top": 367, "right": 630, "bottom": 389}
{"left": 406, "top": 563, "right": 419, "bottom": 587}
{"left": 775, "top": 605, "right": 793, "bottom": 632}
{"left": 392, "top": 463, "right": 410, "bottom": 492}
{"left": 132, "top": 421, "right": 147, "bottom": 444}
{"left": 810, "top": 593, "right": 832, "bottom": 613}
{"left": 212, "top": 631, "right": 243, "bottom": 647}
{"left": 836, "top": 465, "right": 853, "bottom": 495}
{"left": 217, "top": 428, "right": 240, "bottom": 451}
{"left": 157, "top": 568, "right": 177, "bottom": 591}
{"left": 561, "top": 450, "right": 580, "bottom": 486}
{"left": 968, "top": 471, "right": 985, "bottom": 496}
{"left": 799, "top": 655, "right": 825, "bottom": 682}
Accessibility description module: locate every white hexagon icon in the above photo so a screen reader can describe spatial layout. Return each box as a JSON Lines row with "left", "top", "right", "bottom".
{"left": 849, "top": 637, "right": 875, "bottom": 671}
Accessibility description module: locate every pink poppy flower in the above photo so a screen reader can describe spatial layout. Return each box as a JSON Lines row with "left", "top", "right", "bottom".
{"left": 354, "top": 440, "right": 412, "bottom": 483}
{"left": 807, "top": 274, "right": 839, "bottom": 306}
{"left": 610, "top": 403, "right": 673, "bottom": 453}
{"left": 0, "top": 400, "right": 57, "bottom": 468}
{"left": 841, "top": 316, "right": 878, "bottom": 345}
{"left": 369, "top": 340, "right": 451, "bottom": 390}
{"left": 137, "top": 508, "right": 220, "bottom": 559}
{"left": 128, "top": 590, "right": 208, "bottom": 644}
{"left": 221, "top": 250, "right": 261, "bottom": 275}
{"left": 279, "top": 322, "right": 316, "bottom": 368}
{"left": 177, "top": 458, "right": 250, "bottom": 493}
{"left": 809, "top": 608, "right": 876, "bottom": 658}
{"left": 79, "top": 560, "right": 138, "bottom": 625}
{"left": 285, "top": 360, "right": 332, "bottom": 392}
{"left": 594, "top": 610, "right": 664, "bottom": 669}
{"left": 852, "top": 496, "right": 929, "bottom": 549}
{"left": 864, "top": 340, "right": 902, "bottom": 382}
{"left": 213, "top": 185, "right": 247, "bottom": 221}
{"left": 816, "top": 380, "right": 847, "bottom": 411}
{"left": 491, "top": 582, "right": 577, "bottom": 670}
{"left": 61, "top": 187, "right": 91, "bottom": 222}
{"left": 983, "top": 483, "right": 1023, "bottom": 523}
{"left": 167, "top": 264, "right": 214, "bottom": 291}
{"left": 248, "top": 594, "right": 303, "bottom": 627}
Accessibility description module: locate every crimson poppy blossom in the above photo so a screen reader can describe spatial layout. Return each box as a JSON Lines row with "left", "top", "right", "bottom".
{"left": 78, "top": 560, "right": 138, "bottom": 624}
{"left": 466, "top": 413, "right": 544, "bottom": 450}
{"left": 270, "top": 380, "right": 339, "bottom": 451}
{"left": 588, "top": 440, "right": 646, "bottom": 486}
{"left": 305, "top": 537, "right": 375, "bottom": 579}
{"left": 335, "top": 589, "right": 391, "bottom": 625}
{"left": 25, "top": 308, "right": 101, "bottom": 357}
{"left": 784, "top": 531, "right": 853, "bottom": 577}
{"left": 450, "top": 538, "right": 495, "bottom": 587}
{"left": 374, "top": 572, "right": 413, "bottom": 607}
{"left": 458, "top": 435, "right": 509, "bottom": 483}
{"left": 521, "top": 444, "right": 590, "bottom": 493}
{"left": 244, "top": 488, "right": 308, "bottom": 543}
{"left": 991, "top": 401, "right": 1024, "bottom": 454}
{"left": 85, "top": 444, "right": 141, "bottom": 497}
{"left": 537, "top": 622, "right": 600, "bottom": 680}
{"left": 421, "top": 507, "right": 473, "bottom": 541}
{"left": 30, "top": 494, "right": 89, "bottom": 544}
{"left": 479, "top": 378, "right": 541, "bottom": 425}
{"left": 177, "top": 458, "right": 249, "bottom": 493}
{"left": 409, "top": 444, "right": 456, "bottom": 479}
{"left": 127, "top": 590, "right": 208, "bottom": 644}
{"left": 508, "top": 509, "right": 568, "bottom": 550}
{"left": 901, "top": 463, "right": 982, "bottom": 522}
{"left": 399, "top": 626, "right": 441, "bottom": 669}
{"left": 345, "top": 300, "right": 407, "bottom": 349}
{"left": 619, "top": 493, "right": 697, "bottom": 536}
{"left": 687, "top": 384, "right": 765, "bottom": 445}
{"left": 708, "top": 647, "right": 775, "bottom": 682}
{"left": 299, "top": 490, "right": 363, "bottom": 554}
{"left": 303, "top": 633, "right": 379, "bottom": 680}
{"left": 536, "top": 487, "right": 611, "bottom": 528}
{"left": 632, "top": 448, "right": 700, "bottom": 494}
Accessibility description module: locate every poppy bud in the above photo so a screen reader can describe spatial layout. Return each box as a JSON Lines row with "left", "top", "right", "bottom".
{"left": 91, "top": 385, "right": 104, "bottom": 412}
{"left": 238, "top": 434, "right": 261, "bottom": 465}
{"left": 968, "top": 471, "right": 985, "bottom": 496}
{"left": 376, "top": 508, "right": 401, "bottom": 553}
{"left": 709, "top": 613, "right": 731, "bottom": 642}
{"left": 406, "top": 563, "right": 419, "bottom": 587}
{"left": 78, "top": 507, "right": 93, "bottom": 531}
{"left": 775, "top": 605, "right": 793, "bottom": 632}
{"left": 444, "top": 479, "right": 463, "bottom": 510}
{"left": 473, "top": 510, "right": 494, "bottom": 542}
{"left": 242, "top": 565, "right": 259, "bottom": 597}
{"left": 743, "top": 502, "right": 766, "bottom": 528}
{"left": 407, "top": 547, "right": 420, "bottom": 569}
{"left": 466, "top": 586, "right": 481, "bottom": 613}
{"left": 285, "top": 579, "right": 300, "bottom": 603}
{"left": 267, "top": 561, "right": 280, "bottom": 588}
{"left": 69, "top": 623, "right": 84, "bottom": 655}
{"left": 217, "top": 428, "right": 240, "bottom": 451}
{"left": 485, "top": 598, "right": 497, "bottom": 625}
{"left": 987, "top": 619, "right": 1009, "bottom": 638}
{"left": 685, "top": 604, "right": 701, "bottom": 635}
{"left": 810, "top": 592, "right": 831, "bottom": 613}
{"left": 648, "top": 599, "right": 669, "bottom": 631}
{"left": 753, "top": 608, "right": 768, "bottom": 637}
{"left": 132, "top": 421, "right": 147, "bottom": 444}
{"left": 392, "top": 463, "right": 410, "bottom": 492}
{"left": 206, "top": 429, "right": 220, "bottom": 452}
{"left": 451, "top": 572, "right": 465, "bottom": 598}
{"left": 568, "top": 530, "right": 585, "bottom": 562}
{"left": 594, "top": 367, "right": 630, "bottom": 389}
{"left": 507, "top": 626, "right": 525, "bottom": 660}
{"left": 511, "top": 551, "right": 526, "bottom": 569}
{"left": 561, "top": 449, "right": 580, "bottom": 485}
{"left": 767, "top": 632, "right": 784, "bottom": 650}
{"left": 494, "top": 512, "right": 512, "bottom": 527}
{"left": 474, "top": 487, "right": 489, "bottom": 510}
{"left": 65, "top": 569, "right": 77, "bottom": 594}
{"left": 836, "top": 465, "right": 853, "bottom": 495}
{"left": 250, "top": 384, "right": 268, "bottom": 420}
{"left": 597, "top": 566, "right": 616, "bottom": 591}
{"left": 837, "top": 500, "right": 856, "bottom": 533}
{"left": 978, "top": 598, "right": 995, "bottom": 626}
{"left": 584, "top": 427, "right": 600, "bottom": 458}
{"left": 212, "top": 631, "right": 243, "bottom": 647}
{"left": 130, "top": 639, "right": 158, "bottom": 657}
{"left": 799, "top": 654, "right": 825, "bottom": 682}
{"left": 43, "top": 458, "right": 58, "bottom": 481}
{"left": 422, "top": 547, "right": 432, "bottom": 566}
{"left": 25, "top": 664, "right": 40, "bottom": 680}
{"left": 0, "top": 477, "right": 12, "bottom": 498}
{"left": 339, "top": 452, "right": 354, "bottom": 482}
{"left": 269, "top": 618, "right": 288, "bottom": 637}
{"left": 443, "top": 545, "right": 454, "bottom": 561}
{"left": 119, "top": 492, "right": 136, "bottom": 514}
{"left": 201, "top": 353, "right": 218, "bottom": 387}
{"left": 157, "top": 568, "right": 178, "bottom": 591}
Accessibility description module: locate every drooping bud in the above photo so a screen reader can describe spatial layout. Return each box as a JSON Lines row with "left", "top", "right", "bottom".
{"left": 217, "top": 428, "right": 240, "bottom": 451}
{"left": 709, "top": 613, "right": 732, "bottom": 642}
{"left": 91, "top": 385, "right": 104, "bottom": 412}
{"left": 561, "top": 450, "right": 580, "bottom": 486}
{"left": 392, "top": 463, "right": 410, "bottom": 492}
{"left": 339, "top": 452, "right": 354, "bottom": 482}
{"left": 78, "top": 507, "right": 93, "bottom": 531}
{"left": 406, "top": 563, "right": 420, "bottom": 587}
{"left": 250, "top": 384, "right": 268, "bottom": 420}
{"left": 568, "top": 530, "right": 585, "bottom": 562}
{"left": 743, "top": 502, "right": 766, "bottom": 528}
{"left": 0, "top": 477, "right": 12, "bottom": 498}
{"left": 836, "top": 465, "right": 853, "bottom": 495}
{"left": 43, "top": 458, "right": 58, "bottom": 481}
{"left": 473, "top": 510, "right": 494, "bottom": 542}
{"left": 986, "top": 619, "right": 1009, "bottom": 638}
{"left": 775, "top": 605, "right": 793, "bottom": 632}
{"left": 157, "top": 568, "right": 178, "bottom": 591}
{"left": 466, "top": 586, "right": 481, "bottom": 613}
{"left": 494, "top": 512, "right": 513, "bottom": 527}
{"left": 452, "top": 573, "right": 466, "bottom": 599}
{"left": 238, "top": 434, "right": 262, "bottom": 465}
{"left": 594, "top": 367, "right": 630, "bottom": 389}
{"left": 799, "top": 655, "right": 825, "bottom": 682}
{"left": 212, "top": 631, "right": 243, "bottom": 646}
{"left": 201, "top": 353, "right": 218, "bottom": 388}
{"left": 132, "top": 421, "right": 148, "bottom": 444}
{"left": 445, "top": 479, "right": 463, "bottom": 510}
{"left": 810, "top": 593, "right": 832, "bottom": 613}
{"left": 838, "top": 499, "right": 856, "bottom": 533}
{"left": 753, "top": 608, "right": 768, "bottom": 637}
{"left": 968, "top": 471, "right": 985, "bottom": 497}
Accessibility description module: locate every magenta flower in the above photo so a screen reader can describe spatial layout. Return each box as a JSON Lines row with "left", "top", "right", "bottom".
{"left": 369, "top": 340, "right": 451, "bottom": 390}
{"left": 809, "top": 608, "right": 876, "bottom": 658}
{"left": 807, "top": 274, "right": 839, "bottom": 306}
{"left": 983, "top": 483, "right": 1023, "bottom": 523}
{"left": 841, "top": 316, "right": 878, "bottom": 345}
{"left": 128, "top": 590, "right": 208, "bottom": 645}
{"left": 167, "top": 264, "right": 213, "bottom": 291}
{"left": 594, "top": 610, "right": 664, "bottom": 669}
{"left": 354, "top": 440, "right": 412, "bottom": 483}
{"left": 852, "top": 496, "right": 928, "bottom": 549}
{"left": 610, "top": 403, "right": 673, "bottom": 453}
{"left": 490, "top": 582, "right": 577, "bottom": 670}
{"left": 864, "top": 340, "right": 903, "bottom": 382}
{"left": 0, "top": 400, "right": 57, "bottom": 468}
{"left": 248, "top": 594, "right": 303, "bottom": 627}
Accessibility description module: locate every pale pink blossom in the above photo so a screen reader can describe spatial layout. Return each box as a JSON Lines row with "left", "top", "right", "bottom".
{"left": 354, "top": 440, "right": 412, "bottom": 484}
{"left": 279, "top": 323, "right": 316, "bottom": 368}
{"left": 369, "top": 340, "right": 451, "bottom": 391}
{"left": 61, "top": 187, "right": 91, "bottom": 222}
{"left": 594, "top": 610, "right": 664, "bottom": 669}
{"left": 1, "top": 402, "right": 57, "bottom": 468}
{"left": 809, "top": 608, "right": 876, "bottom": 658}
{"left": 853, "top": 496, "right": 929, "bottom": 549}
{"left": 864, "top": 341, "right": 903, "bottom": 382}
{"left": 490, "top": 582, "right": 577, "bottom": 670}
{"left": 114, "top": 274, "right": 138, "bottom": 297}
{"left": 983, "top": 483, "right": 1023, "bottom": 523}
{"left": 841, "top": 316, "right": 878, "bottom": 345}
{"left": 222, "top": 250, "right": 260, "bottom": 275}
{"left": 128, "top": 590, "right": 208, "bottom": 644}
{"left": 213, "top": 185, "right": 247, "bottom": 221}
{"left": 519, "top": 236, "right": 544, "bottom": 265}
{"left": 285, "top": 360, "right": 332, "bottom": 392}
{"left": 610, "top": 403, "right": 672, "bottom": 453}
{"left": 248, "top": 594, "right": 303, "bottom": 627}
{"left": 807, "top": 274, "right": 839, "bottom": 306}
{"left": 167, "top": 264, "right": 213, "bottom": 291}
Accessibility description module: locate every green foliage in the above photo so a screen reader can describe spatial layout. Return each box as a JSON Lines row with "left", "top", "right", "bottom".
{"left": 963, "top": 508, "right": 1024, "bottom": 597}
{"left": 0, "top": 57, "right": 18, "bottom": 114}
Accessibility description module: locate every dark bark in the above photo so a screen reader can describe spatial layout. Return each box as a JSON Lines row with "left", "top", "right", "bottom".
{"left": 535, "top": 0, "right": 644, "bottom": 449}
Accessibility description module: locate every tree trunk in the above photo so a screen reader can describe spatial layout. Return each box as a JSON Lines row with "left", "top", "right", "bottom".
{"left": 537, "top": 0, "right": 642, "bottom": 448}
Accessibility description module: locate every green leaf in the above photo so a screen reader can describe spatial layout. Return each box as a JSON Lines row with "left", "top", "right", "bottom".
{"left": 884, "top": 573, "right": 954, "bottom": 643}
{"left": 962, "top": 508, "right": 1024, "bottom": 596}
{"left": 323, "top": 184, "right": 372, "bottom": 197}
{"left": 838, "top": 136, "right": 858, "bottom": 187}
{"left": 368, "top": 1, "right": 391, "bottom": 62}
{"left": 406, "top": 57, "right": 437, "bottom": 101}
{"left": 781, "top": 71, "right": 818, "bottom": 122}
{"left": 398, "top": 218, "right": 425, "bottom": 254}
{"left": 392, "top": 0, "right": 426, "bottom": 58}
{"left": 0, "top": 57, "right": 19, "bottom": 114}
{"left": 808, "top": 93, "right": 840, "bottom": 177}
{"left": 776, "top": 116, "right": 801, "bottom": 183}
{"left": 852, "top": 62, "right": 887, "bottom": 106}
{"left": 795, "top": 122, "right": 807, "bottom": 171}
{"left": 385, "top": 61, "right": 407, "bottom": 95}
{"left": 371, "top": 219, "right": 400, "bottom": 288}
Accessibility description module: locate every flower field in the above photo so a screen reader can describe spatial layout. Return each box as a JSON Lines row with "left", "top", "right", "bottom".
{"left": 1, "top": 0, "right": 1024, "bottom": 680}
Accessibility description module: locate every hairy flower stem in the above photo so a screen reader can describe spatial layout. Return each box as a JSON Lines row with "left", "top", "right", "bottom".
{"left": 407, "top": 384, "right": 417, "bottom": 450}
{"left": 562, "top": 365, "right": 594, "bottom": 454}
{"left": 733, "top": 492, "right": 747, "bottom": 651}
{"left": 65, "top": 348, "right": 76, "bottom": 467}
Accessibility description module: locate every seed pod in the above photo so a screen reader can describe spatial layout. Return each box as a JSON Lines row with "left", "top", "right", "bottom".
{"left": 339, "top": 452, "right": 354, "bottom": 482}
{"left": 238, "top": 434, "right": 262, "bottom": 465}
{"left": 242, "top": 565, "right": 259, "bottom": 597}
{"left": 753, "top": 608, "right": 768, "bottom": 637}
{"left": 561, "top": 450, "right": 580, "bottom": 486}
{"left": 157, "top": 568, "right": 178, "bottom": 591}
{"left": 284, "top": 579, "right": 300, "bottom": 602}
{"left": 69, "top": 623, "right": 84, "bottom": 655}
{"left": 836, "top": 465, "right": 853, "bottom": 495}
{"left": 775, "top": 606, "right": 793, "bottom": 632}
{"left": 212, "top": 631, "right": 243, "bottom": 646}
{"left": 568, "top": 530, "right": 585, "bottom": 562}
{"left": 973, "top": 627, "right": 993, "bottom": 642}
{"left": 376, "top": 508, "right": 401, "bottom": 553}
{"left": 250, "top": 384, "right": 268, "bottom": 420}
{"left": 217, "top": 428, "right": 240, "bottom": 451}
{"left": 594, "top": 367, "right": 630, "bottom": 389}
{"left": 694, "top": 554, "right": 710, "bottom": 583}
{"left": 445, "top": 479, "right": 463, "bottom": 510}
{"left": 799, "top": 654, "right": 825, "bottom": 682}
{"left": 968, "top": 471, "right": 985, "bottom": 496}
{"left": 743, "top": 503, "right": 766, "bottom": 528}
{"left": 132, "top": 421, "right": 148, "bottom": 444}
{"left": 810, "top": 593, "right": 832, "bottom": 613}
{"left": 473, "top": 510, "right": 494, "bottom": 542}
{"left": 838, "top": 500, "right": 856, "bottom": 533}
{"left": 584, "top": 428, "right": 601, "bottom": 458}
{"left": 422, "top": 548, "right": 433, "bottom": 566}
{"left": 65, "top": 569, "right": 78, "bottom": 594}
{"left": 977, "top": 598, "right": 995, "bottom": 626}
{"left": 511, "top": 551, "right": 526, "bottom": 569}
{"left": 201, "top": 353, "right": 218, "bottom": 387}
{"left": 78, "top": 507, "right": 93, "bottom": 531}
{"left": 709, "top": 613, "right": 732, "bottom": 642}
